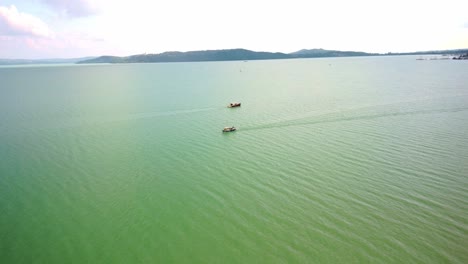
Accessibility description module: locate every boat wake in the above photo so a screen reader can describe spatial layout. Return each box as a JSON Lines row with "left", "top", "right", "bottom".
{"left": 4, "top": 107, "right": 220, "bottom": 134}
{"left": 240, "top": 105, "right": 468, "bottom": 132}
{"left": 122, "top": 107, "right": 217, "bottom": 121}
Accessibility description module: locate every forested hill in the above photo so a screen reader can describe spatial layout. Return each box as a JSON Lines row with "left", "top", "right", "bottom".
{"left": 78, "top": 49, "right": 289, "bottom": 63}
{"left": 77, "top": 48, "right": 468, "bottom": 64}
{"left": 77, "top": 48, "right": 374, "bottom": 64}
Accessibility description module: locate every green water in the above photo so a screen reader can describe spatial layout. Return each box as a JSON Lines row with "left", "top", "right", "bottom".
{"left": 1, "top": 57, "right": 467, "bottom": 263}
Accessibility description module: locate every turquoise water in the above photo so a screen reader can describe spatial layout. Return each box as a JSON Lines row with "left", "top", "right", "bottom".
{"left": 1, "top": 56, "right": 468, "bottom": 263}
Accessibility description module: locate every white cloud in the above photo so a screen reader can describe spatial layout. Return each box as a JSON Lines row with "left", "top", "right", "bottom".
{"left": 0, "top": 5, "right": 54, "bottom": 38}
{"left": 2, "top": 0, "right": 468, "bottom": 58}
{"left": 39, "top": 0, "right": 99, "bottom": 17}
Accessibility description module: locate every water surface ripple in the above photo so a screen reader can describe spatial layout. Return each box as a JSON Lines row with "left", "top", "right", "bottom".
{"left": 1, "top": 57, "right": 467, "bottom": 263}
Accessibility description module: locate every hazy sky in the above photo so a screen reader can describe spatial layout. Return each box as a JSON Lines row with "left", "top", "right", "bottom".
{"left": 1, "top": 0, "right": 467, "bottom": 58}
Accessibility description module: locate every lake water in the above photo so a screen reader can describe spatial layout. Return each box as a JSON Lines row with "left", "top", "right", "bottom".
{"left": 1, "top": 56, "right": 467, "bottom": 263}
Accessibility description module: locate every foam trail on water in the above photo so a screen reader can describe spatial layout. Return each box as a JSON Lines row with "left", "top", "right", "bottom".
{"left": 240, "top": 107, "right": 468, "bottom": 132}
{"left": 122, "top": 107, "right": 217, "bottom": 121}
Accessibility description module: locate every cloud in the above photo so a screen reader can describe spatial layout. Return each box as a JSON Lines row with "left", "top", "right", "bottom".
{"left": 0, "top": 5, "right": 54, "bottom": 38}
{"left": 0, "top": 30, "right": 113, "bottom": 59}
{"left": 39, "top": 0, "right": 99, "bottom": 17}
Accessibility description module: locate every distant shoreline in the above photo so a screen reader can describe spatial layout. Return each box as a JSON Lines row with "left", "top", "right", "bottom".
{"left": 76, "top": 48, "right": 468, "bottom": 64}
{"left": 1, "top": 48, "right": 467, "bottom": 65}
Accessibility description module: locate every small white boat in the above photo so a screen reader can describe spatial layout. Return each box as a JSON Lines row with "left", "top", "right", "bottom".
{"left": 222, "top": 126, "right": 237, "bottom": 132}
{"left": 227, "top": 102, "right": 241, "bottom": 108}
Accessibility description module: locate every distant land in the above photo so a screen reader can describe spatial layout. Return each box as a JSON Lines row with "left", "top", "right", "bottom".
{"left": 1, "top": 49, "right": 467, "bottom": 65}
{"left": 0, "top": 57, "right": 96, "bottom": 65}
{"left": 77, "top": 48, "right": 468, "bottom": 64}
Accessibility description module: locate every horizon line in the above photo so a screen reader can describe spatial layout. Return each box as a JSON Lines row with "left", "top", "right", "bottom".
{"left": 2, "top": 47, "right": 468, "bottom": 61}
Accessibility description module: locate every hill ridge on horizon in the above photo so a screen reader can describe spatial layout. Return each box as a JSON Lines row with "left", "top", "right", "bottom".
{"left": 77, "top": 48, "right": 468, "bottom": 64}
{"left": 2, "top": 48, "right": 467, "bottom": 65}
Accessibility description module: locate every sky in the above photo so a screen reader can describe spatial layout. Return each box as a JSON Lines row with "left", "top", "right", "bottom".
{"left": 0, "top": 0, "right": 467, "bottom": 59}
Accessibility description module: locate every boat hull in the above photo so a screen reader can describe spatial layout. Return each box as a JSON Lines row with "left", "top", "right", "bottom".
{"left": 228, "top": 103, "right": 241, "bottom": 108}
{"left": 222, "top": 127, "right": 237, "bottom": 132}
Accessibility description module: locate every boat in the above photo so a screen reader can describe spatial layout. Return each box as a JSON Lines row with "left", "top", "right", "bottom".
{"left": 222, "top": 126, "right": 237, "bottom": 132}
{"left": 228, "top": 102, "right": 241, "bottom": 108}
